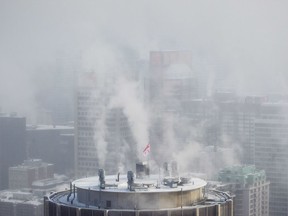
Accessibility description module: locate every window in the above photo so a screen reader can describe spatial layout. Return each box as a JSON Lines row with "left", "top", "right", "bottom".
{"left": 106, "top": 200, "right": 111, "bottom": 208}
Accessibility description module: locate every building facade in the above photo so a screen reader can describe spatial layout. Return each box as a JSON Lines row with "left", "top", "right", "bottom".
{"left": 0, "top": 191, "right": 43, "bottom": 216}
{"left": 75, "top": 73, "right": 137, "bottom": 177}
{"left": 218, "top": 165, "right": 270, "bottom": 216}
{"left": 9, "top": 159, "right": 54, "bottom": 189}
{"left": 149, "top": 50, "right": 197, "bottom": 107}
{"left": 26, "top": 125, "right": 74, "bottom": 175}
{"left": 0, "top": 115, "right": 26, "bottom": 190}
{"left": 214, "top": 96, "right": 288, "bottom": 216}
{"left": 254, "top": 103, "right": 288, "bottom": 216}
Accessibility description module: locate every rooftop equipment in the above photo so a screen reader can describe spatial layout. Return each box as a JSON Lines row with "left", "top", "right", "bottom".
{"left": 127, "top": 171, "right": 134, "bottom": 191}
{"left": 98, "top": 169, "right": 105, "bottom": 189}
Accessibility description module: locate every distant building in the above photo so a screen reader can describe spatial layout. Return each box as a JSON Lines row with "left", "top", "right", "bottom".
{"left": 218, "top": 165, "right": 269, "bottom": 216}
{"left": 149, "top": 51, "right": 202, "bottom": 162}
{"left": 26, "top": 125, "right": 74, "bottom": 175}
{"left": 182, "top": 99, "right": 218, "bottom": 147}
{"left": 8, "top": 159, "right": 54, "bottom": 190}
{"left": 254, "top": 103, "right": 288, "bottom": 216}
{"left": 75, "top": 73, "right": 137, "bottom": 177}
{"left": 0, "top": 115, "right": 26, "bottom": 190}
{"left": 149, "top": 50, "right": 197, "bottom": 109}
{"left": 3, "top": 159, "right": 69, "bottom": 216}
{"left": 210, "top": 95, "right": 288, "bottom": 216}
{"left": 0, "top": 191, "right": 43, "bottom": 216}
{"left": 215, "top": 94, "right": 263, "bottom": 164}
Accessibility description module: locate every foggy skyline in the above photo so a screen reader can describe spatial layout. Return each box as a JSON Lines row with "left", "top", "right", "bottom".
{"left": 1, "top": 0, "right": 288, "bottom": 121}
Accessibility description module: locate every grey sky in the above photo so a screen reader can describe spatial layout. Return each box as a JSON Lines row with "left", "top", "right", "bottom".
{"left": 1, "top": 0, "right": 288, "bottom": 116}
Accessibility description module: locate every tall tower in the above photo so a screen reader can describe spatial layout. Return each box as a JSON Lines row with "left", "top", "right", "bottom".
{"left": 254, "top": 103, "right": 288, "bottom": 216}
{"left": 149, "top": 50, "right": 197, "bottom": 110}
{"left": 216, "top": 96, "right": 263, "bottom": 164}
{"left": 75, "top": 73, "right": 136, "bottom": 177}
{"left": 217, "top": 98, "right": 288, "bottom": 216}
{"left": 149, "top": 51, "right": 199, "bottom": 161}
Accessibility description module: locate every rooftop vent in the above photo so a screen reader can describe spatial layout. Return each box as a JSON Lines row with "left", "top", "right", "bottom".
{"left": 136, "top": 161, "right": 149, "bottom": 179}
{"left": 127, "top": 171, "right": 134, "bottom": 191}
{"left": 98, "top": 169, "right": 105, "bottom": 189}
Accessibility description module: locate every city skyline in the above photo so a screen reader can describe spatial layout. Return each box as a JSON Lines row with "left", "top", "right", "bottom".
{"left": 1, "top": 1, "right": 288, "bottom": 216}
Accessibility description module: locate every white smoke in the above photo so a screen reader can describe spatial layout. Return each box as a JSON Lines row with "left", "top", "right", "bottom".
{"left": 94, "top": 101, "right": 107, "bottom": 168}
{"left": 109, "top": 77, "right": 150, "bottom": 159}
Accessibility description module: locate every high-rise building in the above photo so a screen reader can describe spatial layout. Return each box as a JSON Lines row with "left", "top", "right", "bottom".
{"left": 0, "top": 115, "right": 26, "bottom": 190}
{"left": 215, "top": 96, "right": 288, "bottom": 216}
{"left": 149, "top": 50, "right": 197, "bottom": 109}
{"left": 254, "top": 103, "right": 288, "bottom": 216}
{"left": 148, "top": 51, "right": 201, "bottom": 162}
{"left": 75, "top": 73, "right": 136, "bottom": 177}
{"left": 44, "top": 164, "right": 233, "bottom": 216}
{"left": 218, "top": 165, "right": 270, "bottom": 216}
{"left": 216, "top": 95, "right": 263, "bottom": 164}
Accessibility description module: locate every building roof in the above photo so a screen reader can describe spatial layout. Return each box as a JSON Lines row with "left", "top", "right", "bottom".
{"left": 218, "top": 165, "right": 266, "bottom": 186}
{"left": 0, "top": 190, "right": 42, "bottom": 205}
{"left": 73, "top": 174, "right": 207, "bottom": 193}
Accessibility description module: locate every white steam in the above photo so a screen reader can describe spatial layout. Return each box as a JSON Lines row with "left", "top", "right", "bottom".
{"left": 109, "top": 78, "right": 150, "bottom": 159}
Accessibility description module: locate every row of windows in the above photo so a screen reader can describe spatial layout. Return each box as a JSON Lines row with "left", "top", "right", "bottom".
{"left": 78, "top": 141, "right": 95, "bottom": 147}
{"left": 78, "top": 161, "right": 98, "bottom": 167}
{"left": 78, "top": 111, "right": 102, "bottom": 117}
{"left": 78, "top": 101, "right": 99, "bottom": 106}
{"left": 78, "top": 121, "right": 95, "bottom": 127}
{"left": 78, "top": 131, "right": 95, "bottom": 137}
{"left": 78, "top": 151, "right": 95, "bottom": 157}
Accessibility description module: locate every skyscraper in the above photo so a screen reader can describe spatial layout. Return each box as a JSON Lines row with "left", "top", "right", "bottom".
{"left": 45, "top": 165, "right": 233, "bottom": 216}
{"left": 75, "top": 73, "right": 136, "bottom": 177}
{"left": 254, "top": 103, "right": 288, "bottom": 216}
{"left": 216, "top": 97, "right": 288, "bottom": 216}
{"left": 148, "top": 51, "right": 200, "bottom": 161}
{"left": 218, "top": 165, "right": 270, "bottom": 216}
{"left": 216, "top": 95, "right": 263, "bottom": 164}
{"left": 149, "top": 50, "right": 197, "bottom": 109}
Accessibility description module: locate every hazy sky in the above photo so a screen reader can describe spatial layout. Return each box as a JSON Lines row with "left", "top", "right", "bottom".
{"left": 1, "top": 0, "right": 288, "bottom": 117}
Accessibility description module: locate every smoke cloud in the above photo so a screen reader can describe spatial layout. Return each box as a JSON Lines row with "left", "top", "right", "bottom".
{"left": 1, "top": 0, "right": 288, "bottom": 176}
{"left": 109, "top": 78, "right": 150, "bottom": 159}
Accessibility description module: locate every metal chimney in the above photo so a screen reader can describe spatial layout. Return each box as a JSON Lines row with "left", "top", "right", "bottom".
{"left": 127, "top": 171, "right": 134, "bottom": 191}
{"left": 98, "top": 169, "right": 105, "bottom": 189}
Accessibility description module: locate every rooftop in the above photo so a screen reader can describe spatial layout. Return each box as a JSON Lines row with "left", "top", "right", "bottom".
{"left": 73, "top": 174, "right": 207, "bottom": 193}
{"left": 218, "top": 165, "right": 266, "bottom": 186}
{"left": 0, "top": 190, "right": 42, "bottom": 205}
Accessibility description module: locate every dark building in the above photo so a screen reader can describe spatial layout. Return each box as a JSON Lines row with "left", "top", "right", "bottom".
{"left": 0, "top": 115, "right": 26, "bottom": 190}
{"left": 26, "top": 125, "right": 74, "bottom": 175}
